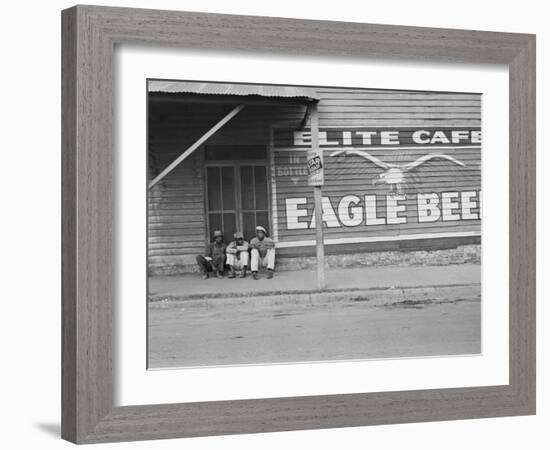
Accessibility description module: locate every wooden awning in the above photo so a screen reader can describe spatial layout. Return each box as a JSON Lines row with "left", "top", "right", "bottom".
{"left": 148, "top": 81, "right": 320, "bottom": 189}
{"left": 148, "top": 80, "right": 320, "bottom": 103}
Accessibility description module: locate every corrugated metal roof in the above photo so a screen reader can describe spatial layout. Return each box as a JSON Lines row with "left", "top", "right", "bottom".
{"left": 148, "top": 81, "right": 320, "bottom": 102}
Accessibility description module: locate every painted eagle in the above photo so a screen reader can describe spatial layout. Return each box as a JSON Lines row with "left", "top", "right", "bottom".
{"left": 330, "top": 149, "right": 466, "bottom": 194}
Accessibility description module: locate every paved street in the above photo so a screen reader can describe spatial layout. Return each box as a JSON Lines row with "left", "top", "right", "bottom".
{"left": 148, "top": 295, "right": 481, "bottom": 368}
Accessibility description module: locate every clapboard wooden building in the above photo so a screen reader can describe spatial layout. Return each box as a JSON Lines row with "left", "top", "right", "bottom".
{"left": 148, "top": 81, "right": 481, "bottom": 275}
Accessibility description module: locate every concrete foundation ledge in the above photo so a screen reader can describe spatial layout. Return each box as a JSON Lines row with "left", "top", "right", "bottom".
{"left": 149, "top": 283, "right": 480, "bottom": 310}
{"left": 148, "top": 244, "right": 481, "bottom": 276}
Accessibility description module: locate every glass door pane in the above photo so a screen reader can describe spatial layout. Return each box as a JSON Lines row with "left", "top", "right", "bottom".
{"left": 240, "top": 165, "right": 269, "bottom": 240}
{"left": 206, "top": 167, "right": 221, "bottom": 211}
{"left": 206, "top": 165, "right": 237, "bottom": 243}
{"left": 254, "top": 166, "right": 268, "bottom": 210}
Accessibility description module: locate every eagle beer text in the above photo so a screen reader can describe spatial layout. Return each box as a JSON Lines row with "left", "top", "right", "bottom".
{"left": 284, "top": 191, "right": 481, "bottom": 230}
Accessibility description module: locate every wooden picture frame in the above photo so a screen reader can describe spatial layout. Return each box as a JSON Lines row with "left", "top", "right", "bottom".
{"left": 61, "top": 5, "right": 536, "bottom": 444}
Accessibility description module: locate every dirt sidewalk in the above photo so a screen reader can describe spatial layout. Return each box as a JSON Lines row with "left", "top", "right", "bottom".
{"left": 148, "top": 264, "right": 481, "bottom": 302}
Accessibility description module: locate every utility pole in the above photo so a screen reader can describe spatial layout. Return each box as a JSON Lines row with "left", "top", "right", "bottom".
{"left": 308, "top": 102, "right": 326, "bottom": 289}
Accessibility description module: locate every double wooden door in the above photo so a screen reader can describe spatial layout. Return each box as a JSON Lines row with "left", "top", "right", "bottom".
{"left": 206, "top": 162, "right": 269, "bottom": 243}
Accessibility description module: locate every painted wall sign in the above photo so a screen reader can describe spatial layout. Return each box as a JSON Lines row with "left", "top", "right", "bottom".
{"left": 284, "top": 191, "right": 481, "bottom": 230}
{"left": 272, "top": 126, "right": 482, "bottom": 245}
{"left": 273, "top": 127, "right": 482, "bottom": 148}
{"left": 330, "top": 149, "right": 466, "bottom": 194}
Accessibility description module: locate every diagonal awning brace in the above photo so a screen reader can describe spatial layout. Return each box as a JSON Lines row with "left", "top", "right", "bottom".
{"left": 148, "top": 104, "right": 246, "bottom": 189}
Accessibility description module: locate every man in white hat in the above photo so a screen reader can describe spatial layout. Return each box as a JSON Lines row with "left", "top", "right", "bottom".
{"left": 226, "top": 231, "right": 250, "bottom": 278}
{"left": 250, "top": 225, "right": 276, "bottom": 280}
{"left": 196, "top": 230, "right": 226, "bottom": 279}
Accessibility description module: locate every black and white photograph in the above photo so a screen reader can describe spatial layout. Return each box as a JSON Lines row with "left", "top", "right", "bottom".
{"left": 147, "top": 80, "right": 482, "bottom": 368}
{"left": 2, "top": 0, "right": 545, "bottom": 446}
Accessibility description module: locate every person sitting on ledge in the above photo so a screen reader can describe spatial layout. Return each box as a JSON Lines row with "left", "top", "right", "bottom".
{"left": 226, "top": 231, "right": 250, "bottom": 279}
{"left": 250, "top": 226, "right": 276, "bottom": 280}
{"left": 196, "top": 230, "right": 226, "bottom": 280}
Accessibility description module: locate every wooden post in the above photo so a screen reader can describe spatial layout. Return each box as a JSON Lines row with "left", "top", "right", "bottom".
{"left": 310, "top": 103, "right": 326, "bottom": 289}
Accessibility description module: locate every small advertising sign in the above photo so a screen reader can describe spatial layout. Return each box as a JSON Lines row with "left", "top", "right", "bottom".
{"left": 307, "top": 151, "right": 324, "bottom": 186}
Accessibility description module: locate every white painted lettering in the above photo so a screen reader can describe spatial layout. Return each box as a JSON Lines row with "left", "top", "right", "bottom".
{"left": 365, "top": 195, "right": 385, "bottom": 225}
{"left": 442, "top": 192, "right": 461, "bottom": 221}
{"left": 310, "top": 197, "right": 340, "bottom": 228}
{"left": 342, "top": 131, "right": 352, "bottom": 145}
{"left": 417, "top": 193, "right": 441, "bottom": 222}
{"left": 430, "top": 131, "right": 451, "bottom": 144}
{"left": 338, "top": 195, "right": 363, "bottom": 226}
{"left": 461, "top": 191, "right": 479, "bottom": 220}
{"left": 412, "top": 130, "right": 430, "bottom": 144}
{"left": 386, "top": 194, "right": 407, "bottom": 224}
{"left": 285, "top": 198, "right": 309, "bottom": 229}
{"left": 381, "top": 131, "right": 400, "bottom": 145}
{"left": 355, "top": 131, "right": 377, "bottom": 145}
